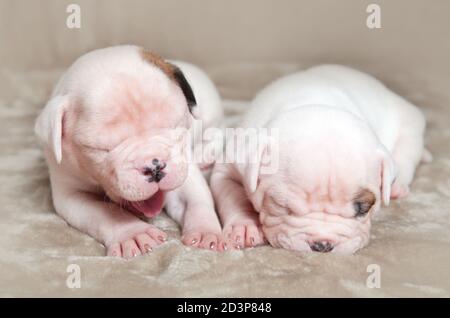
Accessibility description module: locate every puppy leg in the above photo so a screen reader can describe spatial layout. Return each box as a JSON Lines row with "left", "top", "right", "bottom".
{"left": 165, "top": 163, "right": 225, "bottom": 251}
{"left": 390, "top": 98, "right": 428, "bottom": 199}
{"left": 210, "top": 164, "right": 266, "bottom": 249}
{"left": 51, "top": 182, "right": 167, "bottom": 259}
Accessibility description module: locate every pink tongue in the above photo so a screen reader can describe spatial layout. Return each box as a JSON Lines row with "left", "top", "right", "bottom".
{"left": 130, "top": 191, "right": 165, "bottom": 217}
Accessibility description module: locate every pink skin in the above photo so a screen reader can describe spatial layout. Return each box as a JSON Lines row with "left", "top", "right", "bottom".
{"left": 65, "top": 74, "right": 190, "bottom": 201}
{"left": 254, "top": 150, "right": 379, "bottom": 254}
{"left": 211, "top": 167, "right": 267, "bottom": 250}
{"left": 182, "top": 220, "right": 225, "bottom": 251}
{"left": 52, "top": 78, "right": 190, "bottom": 258}
{"left": 36, "top": 47, "right": 226, "bottom": 258}
{"left": 213, "top": 154, "right": 377, "bottom": 253}
{"left": 106, "top": 225, "right": 168, "bottom": 258}
{"left": 212, "top": 108, "right": 396, "bottom": 254}
{"left": 390, "top": 182, "right": 410, "bottom": 199}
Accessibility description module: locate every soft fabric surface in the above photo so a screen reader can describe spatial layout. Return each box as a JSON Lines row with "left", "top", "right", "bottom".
{"left": 0, "top": 64, "right": 449, "bottom": 297}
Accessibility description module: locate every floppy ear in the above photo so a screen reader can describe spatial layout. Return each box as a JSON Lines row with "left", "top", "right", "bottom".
{"left": 167, "top": 63, "right": 198, "bottom": 117}
{"left": 34, "top": 95, "right": 68, "bottom": 164}
{"left": 239, "top": 144, "right": 265, "bottom": 194}
{"left": 235, "top": 130, "right": 278, "bottom": 193}
{"left": 378, "top": 147, "right": 397, "bottom": 206}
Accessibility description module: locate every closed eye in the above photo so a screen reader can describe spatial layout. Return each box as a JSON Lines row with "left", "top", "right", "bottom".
{"left": 81, "top": 143, "right": 110, "bottom": 153}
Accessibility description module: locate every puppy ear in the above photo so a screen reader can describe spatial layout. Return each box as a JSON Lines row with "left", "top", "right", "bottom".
{"left": 34, "top": 95, "right": 68, "bottom": 164}
{"left": 140, "top": 50, "right": 198, "bottom": 117}
{"left": 240, "top": 144, "right": 265, "bottom": 194}
{"left": 167, "top": 63, "right": 198, "bottom": 117}
{"left": 235, "top": 130, "right": 279, "bottom": 193}
{"left": 378, "top": 146, "right": 397, "bottom": 206}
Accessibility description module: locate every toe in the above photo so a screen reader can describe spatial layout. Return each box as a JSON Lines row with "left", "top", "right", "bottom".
{"left": 121, "top": 239, "right": 141, "bottom": 259}
{"left": 245, "top": 224, "right": 264, "bottom": 247}
{"left": 231, "top": 225, "right": 245, "bottom": 249}
{"left": 217, "top": 236, "right": 231, "bottom": 252}
{"left": 223, "top": 225, "right": 233, "bottom": 241}
{"left": 220, "top": 240, "right": 229, "bottom": 251}
{"left": 145, "top": 226, "right": 167, "bottom": 245}
{"left": 107, "top": 242, "right": 122, "bottom": 257}
{"left": 391, "top": 183, "right": 410, "bottom": 199}
{"left": 135, "top": 233, "right": 158, "bottom": 254}
{"left": 182, "top": 232, "right": 202, "bottom": 247}
{"left": 198, "top": 233, "right": 219, "bottom": 250}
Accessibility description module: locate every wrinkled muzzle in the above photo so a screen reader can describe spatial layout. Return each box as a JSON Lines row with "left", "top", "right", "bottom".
{"left": 261, "top": 212, "right": 372, "bottom": 254}
{"left": 100, "top": 129, "right": 189, "bottom": 204}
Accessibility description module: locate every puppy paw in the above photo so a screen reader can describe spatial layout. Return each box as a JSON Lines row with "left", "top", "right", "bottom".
{"left": 181, "top": 230, "right": 227, "bottom": 251}
{"left": 421, "top": 148, "right": 433, "bottom": 163}
{"left": 106, "top": 224, "right": 167, "bottom": 259}
{"left": 223, "top": 221, "right": 266, "bottom": 249}
{"left": 390, "top": 182, "right": 410, "bottom": 200}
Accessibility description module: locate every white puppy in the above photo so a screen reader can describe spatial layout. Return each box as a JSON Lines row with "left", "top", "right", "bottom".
{"left": 35, "top": 45, "right": 225, "bottom": 258}
{"left": 211, "top": 65, "right": 430, "bottom": 254}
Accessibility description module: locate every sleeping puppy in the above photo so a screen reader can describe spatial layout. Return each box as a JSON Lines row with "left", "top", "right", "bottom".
{"left": 211, "top": 65, "right": 430, "bottom": 254}
{"left": 35, "top": 45, "right": 225, "bottom": 258}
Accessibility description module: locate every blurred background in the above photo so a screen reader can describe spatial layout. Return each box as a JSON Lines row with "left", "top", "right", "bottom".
{"left": 1, "top": 0, "right": 449, "bottom": 99}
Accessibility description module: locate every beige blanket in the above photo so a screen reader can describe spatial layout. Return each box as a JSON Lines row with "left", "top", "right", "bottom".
{"left": 0, "top": 63, "right": 449, "bottom": 297}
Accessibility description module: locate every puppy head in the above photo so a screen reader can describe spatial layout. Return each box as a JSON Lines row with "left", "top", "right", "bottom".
{"left": 35, "top": 46, "right": 197, "bottom": 217}
{"left": 241, "top": 107, "right": 396, "bottom": 254}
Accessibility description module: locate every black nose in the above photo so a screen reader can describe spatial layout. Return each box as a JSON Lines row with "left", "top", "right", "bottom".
{"left": 309, "top": 241, "right": 334, "bottom": 253}
{"left": 143, "top": 159, "right": 166, "bottom": 183}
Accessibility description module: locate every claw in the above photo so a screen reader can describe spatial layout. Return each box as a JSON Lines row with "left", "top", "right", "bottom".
{"left": 144, "top": 244, "right": 152, "bottom": 253}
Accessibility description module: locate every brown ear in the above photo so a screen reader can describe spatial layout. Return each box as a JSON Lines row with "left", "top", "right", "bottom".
{"left": 141, "top": 49, "right": 197, "bottom": 114}
{"left": 353, "top": 189, "right": 376, "bottom": 217}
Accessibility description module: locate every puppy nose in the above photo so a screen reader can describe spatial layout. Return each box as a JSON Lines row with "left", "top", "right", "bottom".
{"left": 143, "top": 158, "right": 166, "bottom": 183}
{"left": 309, "top": 240, "right": 334, "bottom": 253}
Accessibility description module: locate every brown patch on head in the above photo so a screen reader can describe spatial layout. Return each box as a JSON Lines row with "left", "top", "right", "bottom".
{"left": 140, "top": 48, "right": 197, "bottom": 113}
{"left": 353, "top": 188, "right": 376, "bottom": 217}
{"left": 141, "top": 49, "right": 177, "bottom": 80}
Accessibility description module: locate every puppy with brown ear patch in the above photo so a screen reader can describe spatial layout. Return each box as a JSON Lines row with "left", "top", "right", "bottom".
{"left": 35, "top": 45, "right": 225, "bottom": 258}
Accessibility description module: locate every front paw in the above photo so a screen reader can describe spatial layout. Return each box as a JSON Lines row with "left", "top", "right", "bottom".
{"left": 391, "top": 182, "right": 410, "bottom": 200}
{"left": 106, "top": 224, "right": 167, "bottom": 259}
{"left": 223, "top": 220, "right": 266, "bottom": 250}
{"left": 181, "top": 230, "right": 227, "bottom": 251}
